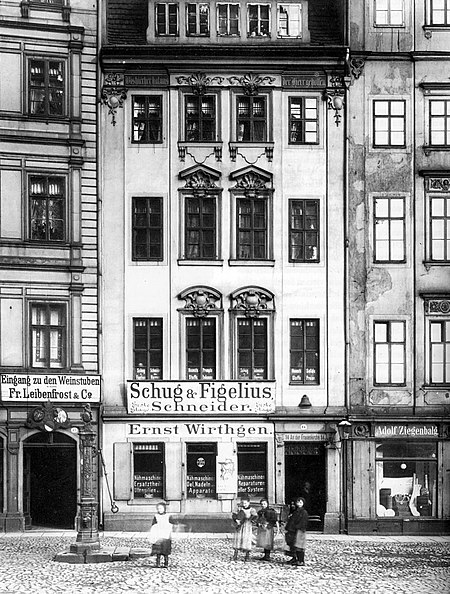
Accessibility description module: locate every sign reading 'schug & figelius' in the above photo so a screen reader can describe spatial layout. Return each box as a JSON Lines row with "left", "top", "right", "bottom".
{"left": 127, "top": 381, "right": 276, "bottom": 414}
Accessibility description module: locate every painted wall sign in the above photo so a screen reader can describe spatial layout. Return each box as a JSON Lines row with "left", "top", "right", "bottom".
{"left": 124, "top": 74, "right": 169, "bottom": 87}
{"left": 375, "top": 424, "right": 439, "bottom": 438}
{"left": 282, "top": 73, "right": 326, "bottom": 88}
{"left": 127, "top": 381, "right": 276, "bottom": 414}
{"left": 0, "top": 374, "right": 101, "bottom": 403}
{"left": 127, "top": 422, "right": 273, "bottom": 439}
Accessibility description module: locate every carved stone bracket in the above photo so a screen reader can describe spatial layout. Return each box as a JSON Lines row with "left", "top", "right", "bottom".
{"left": 26, "top": 401, "right": 71, "bottom": 432}
{"left": 178, "top": 287, "right": 222, "bottom": 317}
{"left": 176, "top": 72, "right": 224, "bottom": 95}
{"left": 352, "top": 423, "right": 370, "bottom": 438}
{"left": 424, "top": 176, "right": 450, "bottom": 192}
{"left": 230, "top": 287, "right": 274, "bottom": 317}
{"left": 349, "top": 57, "right": 366, "bottom": 80}
{"left": 228, "top": 73, "right": 276, "bottom": 95}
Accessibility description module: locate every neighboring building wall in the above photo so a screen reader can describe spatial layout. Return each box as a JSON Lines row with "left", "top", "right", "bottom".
{"left": 0, "top": 0, "right": 99, "bottom": 532}
{"left": 100, "top": 0, "right": 347, "bottom": 532}
{"left": 347, "top": 0, "right": 450, "bottom": 534}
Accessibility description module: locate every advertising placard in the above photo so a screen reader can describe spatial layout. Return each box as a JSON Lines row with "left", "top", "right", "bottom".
{"left": 0, "top": 373, "right": 101, "bottom": 403}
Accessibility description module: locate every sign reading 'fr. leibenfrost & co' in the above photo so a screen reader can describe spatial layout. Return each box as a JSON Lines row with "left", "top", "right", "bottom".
{"left": 0, "top": 374, "right": 101, "bottom": 402}
{"left": 127, "top": 381, "right": 276, "bottom": 414}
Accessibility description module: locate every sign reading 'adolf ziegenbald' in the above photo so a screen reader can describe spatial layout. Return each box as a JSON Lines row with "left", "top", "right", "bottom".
{"left": 127, "top": 381, "right": 276, "bottom": 414}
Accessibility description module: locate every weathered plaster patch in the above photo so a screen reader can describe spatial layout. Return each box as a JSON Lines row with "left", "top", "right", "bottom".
{"left": 366, "top": 267, "right": 392, "bottom": 303}
{"left": 369, "top": 390, "right": 412, "bottom": 406}
{"left": 423, "top": 389, "right": 450, "bottom": 405}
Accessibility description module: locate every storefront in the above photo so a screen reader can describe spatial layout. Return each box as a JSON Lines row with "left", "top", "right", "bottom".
{"left": 104, "top": 379, "right": 280, "bottom": 531}
{"left": 0, "top": 373, "right": 101, "bottom": 532}
{"left": 346, "top": 421, "right": 450, "bottom": 535}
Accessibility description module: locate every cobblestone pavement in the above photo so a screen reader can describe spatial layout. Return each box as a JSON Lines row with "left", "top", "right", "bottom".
{"left": 0, "top": 533, "right": 449, "bottom": 594}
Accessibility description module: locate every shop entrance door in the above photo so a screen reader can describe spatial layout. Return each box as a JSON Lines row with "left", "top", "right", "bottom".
{"left": 23, "top": 432, "right": 77, "bottom": 529}
{"left": 284, "top": 442, "right": 326, "bottom": 531}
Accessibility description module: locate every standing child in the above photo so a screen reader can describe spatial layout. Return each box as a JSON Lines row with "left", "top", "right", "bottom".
{"left": 231, "top": 496, "right": 257, "bottom": 562}
{"left": 284, "top": 497, "right": 308, "bottom": 567}
{"left": 149, "top": 502, "right": 173, "bottom": 568}
{"left": 255, "top": 498, "right": 279, "bottom": 561}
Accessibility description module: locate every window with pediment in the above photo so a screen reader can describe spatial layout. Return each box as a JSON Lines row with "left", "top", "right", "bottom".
{"left": 178, "top": 287, "right": 223, "bottom": 379}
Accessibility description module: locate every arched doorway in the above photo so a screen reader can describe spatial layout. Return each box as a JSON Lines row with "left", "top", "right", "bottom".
{"left": 23, "top": 432, "right": 77, "bottom": 529}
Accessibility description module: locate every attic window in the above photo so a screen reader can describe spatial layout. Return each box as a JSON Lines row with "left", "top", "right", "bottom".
{"left": 278, "top": 4, "right": 302, "bottom": 37}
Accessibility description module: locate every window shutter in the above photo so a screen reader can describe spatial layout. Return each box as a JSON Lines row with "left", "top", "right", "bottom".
{"left": 165, "top": 441, "right": 182, "bottom": 500}
{"left": 113, "top": 442, "right": 132, "bottom": 500}
{"left": 289, "top": 5, "right": 301, "bottom": 37}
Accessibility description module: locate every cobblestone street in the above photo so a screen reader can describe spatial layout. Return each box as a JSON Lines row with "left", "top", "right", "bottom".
{"left": 0, "top": 533, "right": 448, "bottom": 594}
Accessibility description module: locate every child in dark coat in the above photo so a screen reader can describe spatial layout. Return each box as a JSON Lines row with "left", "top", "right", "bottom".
{"left": 284, "top": 497, "right": 308, "bottom": 566}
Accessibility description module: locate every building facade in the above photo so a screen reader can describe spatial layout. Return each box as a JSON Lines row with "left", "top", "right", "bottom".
{"left": 0, "top": 0, "right": 99, "bottom": 532}
{"left": 100, "top": 0, "right": 348, "bottom": 532}
{"left": 346, "top": 0, "right": 450, "bottom": 534}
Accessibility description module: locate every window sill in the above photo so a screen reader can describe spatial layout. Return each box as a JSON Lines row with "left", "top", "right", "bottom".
{"left": 373, "top": 24, "right": 406, "bottom": 28}
{"left": 422, "top": 385, "right": 450, "bottom": 390}
{"left": 228, "top": 259, "right": 275, "bottom": 267}
{"left": 423, "top": 145, "right": 450, "bottom": 156}
{"left": 423, "top": 25, "right": 450, "bottom": 38}
{"left": 423, "top": 260, "right": 450, "bottom": 270}
{"left": 229, "top": 141, "right": 274, "bottom": 162}
{"left": 178, "top": 141, "right": 222, "bottom": 162}
{"left": 178, "top": 259, "right": 223, "bottom": 266}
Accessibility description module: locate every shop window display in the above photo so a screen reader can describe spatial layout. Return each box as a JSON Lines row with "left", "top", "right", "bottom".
{"left": 375, "top": 442, "right": 437, "bottom": 518}
{"left": 186, "top": 443, "right": 216, "bottom": 498}
{"left": 237, "top": 442, "right": 267, "bottom": 499}
{"left": 133, "top": 443, "right": 164, "bottom": 499}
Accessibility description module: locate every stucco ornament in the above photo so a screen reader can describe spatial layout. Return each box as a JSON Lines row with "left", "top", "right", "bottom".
{"left": 230, "top": 288, "right": 274, "bottom": 318}
{"left": 101, "top": 75, "right": 127, "bottom": 126}
{"left": 176, "top": 72, "right": 224, "bottom": 95}
{"left": 228, "top": 72, "right": 275, "bottom": 95}
{"left": 179, "top": 287, "right": 222, "bottom": 317}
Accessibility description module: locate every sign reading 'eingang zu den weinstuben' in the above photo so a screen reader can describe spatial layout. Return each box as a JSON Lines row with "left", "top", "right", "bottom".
{"left": 127, "top": 381, "right": 276, "bottom": 414}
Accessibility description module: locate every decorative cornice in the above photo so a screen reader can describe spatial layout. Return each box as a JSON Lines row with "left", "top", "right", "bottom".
{"left": 176, "top": 72, "right": 224, "bottom": 95}
{"left": 227, "top": 73, "right": 276, "bottom": 95}
{"left": 178, "top": 287, "right": 222, "bottom": 317}
{"left": 230, "top": 287, "right": 274, "bottom": 317}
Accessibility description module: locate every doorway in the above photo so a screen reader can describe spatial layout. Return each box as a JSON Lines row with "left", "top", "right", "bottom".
{"left": 23, "top": 432, "right": 77, "bottom": 529}
{"left": 284, "top": 442, "right": 326, "bottom": 530}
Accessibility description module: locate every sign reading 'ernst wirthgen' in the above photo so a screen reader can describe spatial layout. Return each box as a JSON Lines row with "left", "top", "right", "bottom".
{"left": 127, "top": 381, "right": 276, "bottom": 414}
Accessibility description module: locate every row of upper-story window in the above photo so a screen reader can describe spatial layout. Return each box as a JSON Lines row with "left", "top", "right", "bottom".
{"left": 374, "top": 0, "right": 450, "bottom": 27}
{"left": 25, "top": 300, "right": 450, "bottom": 389}
{"left": 150, "top": 3, "right": 305, "bottom": 38}
{"left": 10, "top": 173, "right": 450, "bottom": 266}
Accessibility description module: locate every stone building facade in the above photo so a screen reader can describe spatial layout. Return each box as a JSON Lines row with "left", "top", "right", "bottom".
{"left": 0, "top": 0, "right": 99, "bottom": 531}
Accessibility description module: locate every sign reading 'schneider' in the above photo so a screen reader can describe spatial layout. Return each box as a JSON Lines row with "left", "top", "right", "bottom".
{"left": 127, "top": 381, "right": 276, "bottom": 414}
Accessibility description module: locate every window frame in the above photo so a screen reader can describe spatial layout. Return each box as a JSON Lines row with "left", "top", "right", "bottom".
{"left": 186, "top": 2, "right": 210, "bottom": 36}
{"left": 236, "top": 95, "right": 268, "bottom": 143}
{"left": 289, "top": 318, "right": 320, "bottom": 385}
{"left": 28, "top": 56, "right": 66, "bottom": 118}
{"left": 131, "top": 95, "right": 163, "bottom": 144}
{"left": 131, "top": 196, "right": 164, "bottom": 262}
{"left": 184, "top": 94, "right": 217, "bottom": 142}
{"left": 133, "top": 317, "right": 163, "bottom": 380}
{"left": 28, "top": 174, "right": 66, "bottom": 243}
{"left": 184, "top": 193, "right": 217, "bottom": 260}
{"left": 155, "top": 3, "right": 179, "bottom": 36}
{"left": 373, "top": 195, "right": 406, "bottom": 263}
{"left": 428, "top": 194, "right": 450, "bottom": 262}
{"left": 186, "top": 442, "right": 217, "bottom": 499}
{"left": 288, "top": 199, "right": 320, "bottom": 263}
{"left": 373, "top": 0, "right": 405, "bottom": 27}
{"left": 247, "top": 3, "right": 271, "bottom": 36}
{"left": 217, "top": 2, "right": 240, "bottom": 35}
{"left": 373, "top": 99, "right": 406, "bottom": 149}
{"left": 426, "top": 0, "right": 450, "bottom": 26}
{"left": 236, "top": 194, "right": 268, "bottom": 261}
{"left": 277, "top": 3, "right": 302, "bottom": 38}
{"left": 288, "top": 96, "right": 319, "bottom": 145}
{"left": 373, "top": 320, "right": 407, "bottom": 386}
{"left": 237, "top": 442, "right": 268, "bottom": 499}
{"left": 186, "top": 316, "right": 217, "bottom": 380}
{"left": 428, "top": 318, "right": 450, "bottom": 386}
{"left": 29, "top": 302, "right": 67, "bottom": 370}
{"left": 179, "top": 188, "right": 221, "bottom": 262}
{"left": 429, "top": 98, "right": 450, "bottom": 147}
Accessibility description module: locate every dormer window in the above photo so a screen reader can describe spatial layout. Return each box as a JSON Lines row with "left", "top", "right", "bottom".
{"left": 217, "top": 3, "right": 240, "bottom": 35}
{"left": 278, "top": 3, "right": 302, "bottom": 37}
{"left": 155, "top": 3, "right": 178, "bottom": 36}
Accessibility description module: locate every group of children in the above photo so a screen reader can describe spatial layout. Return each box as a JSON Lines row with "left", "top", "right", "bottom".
{"left": 232, "top": 496, "right": 308, "bottom": 567}
{"left": 148, "top": 497, "right": 308, "bottom": 568}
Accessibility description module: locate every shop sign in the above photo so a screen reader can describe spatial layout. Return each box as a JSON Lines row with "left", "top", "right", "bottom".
{"left": 127, "top": 422, "right": 273, "bottom": 439}
{"left": 127, "top": 381, "right": 276, "bottom": 414}
{"left": 0, "top": 373, "right": 101, "bottom": 403}
{"left": 375, "top": 424, "right": 438, "bottom": 438}
{"left": 282, "top": 73, "right": 327, "bottom": 89}
{"left": 124, "top": 74, "right": 169, "bottom": 87}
